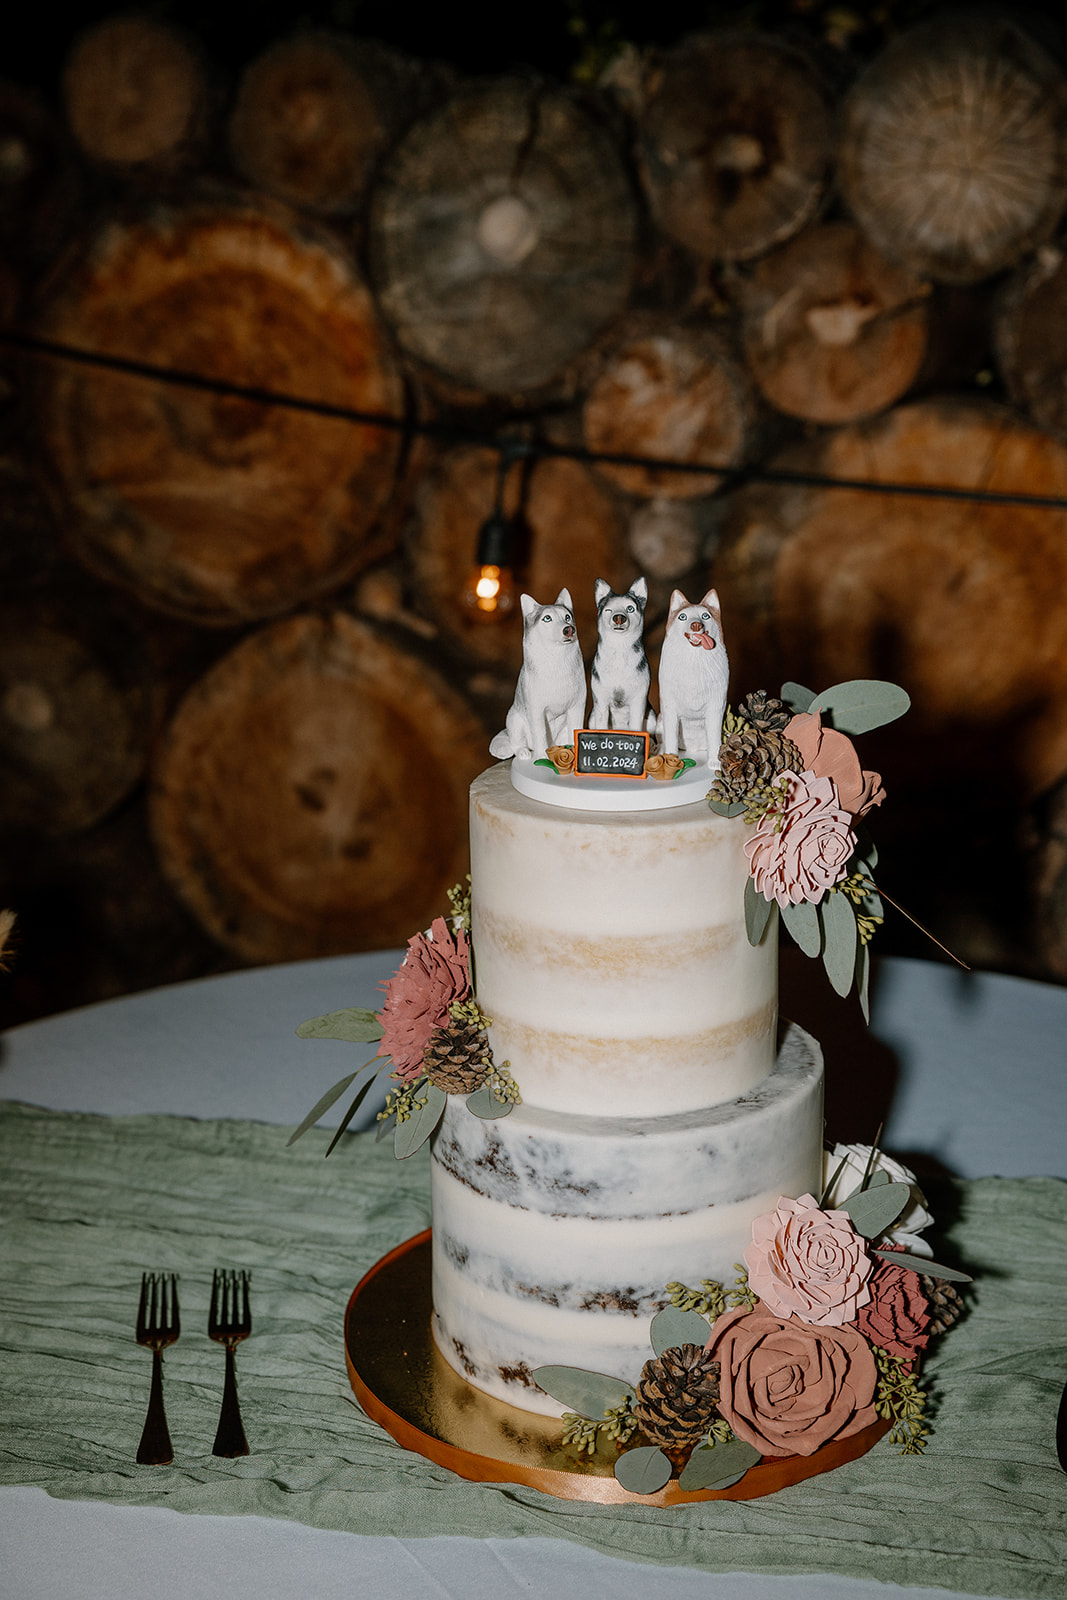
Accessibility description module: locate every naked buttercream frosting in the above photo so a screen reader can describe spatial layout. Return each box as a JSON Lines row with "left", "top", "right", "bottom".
{"left": 429, "top": 761, "right": 824, "bottom": 1414}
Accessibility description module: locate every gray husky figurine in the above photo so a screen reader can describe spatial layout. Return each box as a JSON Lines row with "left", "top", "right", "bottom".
{"left": 489, "top": 588, "right": 586, "bottom": 761}
{"left": 589, "top": 577, "right": 650, "bottom": 731}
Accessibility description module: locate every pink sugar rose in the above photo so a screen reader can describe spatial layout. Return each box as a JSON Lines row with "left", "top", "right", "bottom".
{"left": 744, "top": 771, "right": 856, "bottom": 909}
{"left": 855, "top": 1250, "right": 931, "bottom": 1363}
{"left": 745, "top": 1193, "right": 873, "bottom": 1327}
{"left": 376, "top": 916, "right": 470, "bottom": 1082}
{"left": 706, "top": 1304, "right": 879, "bottom": 1458}
{"left": 783, "top": 711, "right": 886, "bottom": 818}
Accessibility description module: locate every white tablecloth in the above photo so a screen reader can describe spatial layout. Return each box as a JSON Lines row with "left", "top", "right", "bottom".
{"left": 2, "top": 953, "right": 1064, "bottom": 1600}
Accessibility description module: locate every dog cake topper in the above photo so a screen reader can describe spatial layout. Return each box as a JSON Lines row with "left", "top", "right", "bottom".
{"left": 488, "top": 588, "right": 586, "bottom": 763}
{"left": 657, "top": 588, "right": 729, "bottom": 766}
{"left": 590, "top": 577, "right": 650, "bottom": 733}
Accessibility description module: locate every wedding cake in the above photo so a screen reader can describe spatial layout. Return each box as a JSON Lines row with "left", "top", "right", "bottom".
{"left": 429, "top": 763, "right": 824, "bottom": 1414}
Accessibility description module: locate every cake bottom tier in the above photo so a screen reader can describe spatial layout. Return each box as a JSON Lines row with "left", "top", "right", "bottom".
{"left": 430, "top": 1020, "right": 824, "bottom": 1416}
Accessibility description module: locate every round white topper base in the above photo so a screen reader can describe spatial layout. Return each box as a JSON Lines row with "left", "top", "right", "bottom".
{"left": 506, "top": 753, "right": 714, "bottom": 811}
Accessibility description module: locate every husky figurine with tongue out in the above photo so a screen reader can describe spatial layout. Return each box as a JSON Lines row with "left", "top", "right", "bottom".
{"left": 657, "top": 587, "right": 729, "bottom": 768}
{"left": 489, "top": 588, "right": 586, "bottom": 762}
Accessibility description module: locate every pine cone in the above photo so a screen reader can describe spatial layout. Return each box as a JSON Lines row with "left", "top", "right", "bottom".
{"left": 919, "top": 1275, "right": 965, "bottom": 1336}
{"left": 422, "top": 1020, "right": 492, "bottom": 1094}
{"left": 633, "top": 1344, "right": 720, "bottom": 1448}
{"left": 738, "top": 690, "right": 793, "bottom": 732}
{"left": 710, "top": 727, "right": 802, "bottom": 805}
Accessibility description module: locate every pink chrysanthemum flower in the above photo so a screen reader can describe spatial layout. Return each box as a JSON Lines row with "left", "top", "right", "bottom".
{"left": 376, "top": 917, "right": 470, "bottom": 1082}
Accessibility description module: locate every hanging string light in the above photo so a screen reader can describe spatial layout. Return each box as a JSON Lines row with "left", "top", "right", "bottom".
{"left": 461, "top": 441, "right": 526, "bottom": 623}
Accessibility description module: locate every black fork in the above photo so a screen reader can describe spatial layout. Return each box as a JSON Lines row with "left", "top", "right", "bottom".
{"left": 135, "top": 1272, "right": 180, "bottom": 1465}
{"left": 208, "top": 1269, "right": 251, "bottom": 1457}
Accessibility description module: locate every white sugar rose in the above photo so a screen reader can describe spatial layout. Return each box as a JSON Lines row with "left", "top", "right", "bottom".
{"left": 822, "top": 1143, "right": 934, "bottom": 1256}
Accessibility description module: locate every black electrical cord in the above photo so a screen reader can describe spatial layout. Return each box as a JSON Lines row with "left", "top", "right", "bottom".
{"left": 5, "top": 327, "right": 1067, "bottom": 512}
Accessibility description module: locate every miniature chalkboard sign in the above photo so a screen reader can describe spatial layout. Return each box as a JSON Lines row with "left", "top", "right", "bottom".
{"left": 574, "top": 729, "right": 649, "bottom": 777}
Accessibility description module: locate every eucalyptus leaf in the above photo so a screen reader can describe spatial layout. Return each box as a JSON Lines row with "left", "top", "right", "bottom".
{"left": 678, "top": 1438, "right": 761, "bottom": 1491}
{"left": 393, "top": 1084, "right": 447, "bottom": 1160}
{"left": 650, "top": 1306, "right": 712, "bottom": 1357}
{"left": 865, "top": 1168, "right": 891, "bottom": 1189}
{"left": 821, "top": 891, "right": 857, "bottom": 998}
{"left": 838, "top": 1181, "right": 909, "bottom": 1237}
{"left": 466, "top": 1084, "right": 513, "bottom": 1119}
{"left": 873, "top": 1249, "right": 972, "bottom": 1283}
{"left": 708, "top": 797, "right": 747, "bottom": 818}
{"left": 614, "top": 1445, "right": 673, "bottom": 1495}
{"left": 781, "top": 896, "right": 821, "bottom": 957}
{"left": 808, "top": 680, "right": 911, "bottom": 735}
{"left": 532, "top": 1366, "right": 632, "bottom": 1418}
{"left": 857, "top": 940, "right": 871, "bottom": 1023}
{"left": 296, "top": 1007, "right": 384, "bottom": 1043}
{"left": 744, "top": 876, "right": 775, "bottom": 946}
{"left": 286, "top": 1070, "right": 359, "bottom": 1146}
{"left": 324, "top": 1073, "right": 381, "bottom": 1157}
{"left": 780, "top": 681, "right": 815, "bottom": 713}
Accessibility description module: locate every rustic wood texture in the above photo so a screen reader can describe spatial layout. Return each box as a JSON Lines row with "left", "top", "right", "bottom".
{"left": 0, "top": 599, "right": 148, "bottom": 836}
{"left": 150, "top": 612, "right": 488, "bottom": 962}
{"left": 840, "top": 15, "right": 1067, "bottom": 285}
{"left": 736, "top": 221, "right": 931, "bottom": 424}
{"left": 995, "top": 242, "right": 1067, "bottom": 441}
{"left": 627, "top": 496, "right": 705, "bottom": 581}
{"left": 714, "top": 397, "right": 1067, "bottom": 798}
{"left": 34, "top": 196, "right": 404, "bottom": 626}
{"left": 229, "top": 31, "right": 436, "bottom": 216}
{"left": 410, "top": 446, "right": 629, "bottom": 671}
{"left": 581, "top": 315, "right": 758, "bottom": 497}
{"left": 370, "top": 79, "right": 637, "bottom": 394}
{"left": 634, "top": 32, "right": 835, "bottom": 263}
{"left": 62, "top": 14, "right": 212, "bottom": 173}
{"left": 0, "top": 79, "right": 82, "bottom": 267}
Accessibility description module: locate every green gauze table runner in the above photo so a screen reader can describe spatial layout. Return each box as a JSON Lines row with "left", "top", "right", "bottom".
{"left": 1, "top": 1101, "right": 1065, "bottom": 1596}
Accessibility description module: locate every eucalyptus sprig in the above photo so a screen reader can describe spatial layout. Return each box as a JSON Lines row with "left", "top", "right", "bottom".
{"left": 874, "top": 1348, "right": 929, "bottom": 1454}
{"left": 446, "top": 877, "right": 472, "bottom": 931}
{"left": 380, "top": 1076, "right": 431, "bottom": 1125}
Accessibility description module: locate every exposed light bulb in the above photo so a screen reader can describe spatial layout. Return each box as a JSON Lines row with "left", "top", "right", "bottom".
{"left": 463, "top": 561, "right": 516, "bottom": 619}
{"left": 462, "top": 509, "right": 517, "bottom": 623}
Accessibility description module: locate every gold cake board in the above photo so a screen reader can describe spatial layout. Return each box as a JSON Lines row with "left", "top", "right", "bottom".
{"left": 344, "top": 1230, "right": 890, "bottom": 1506}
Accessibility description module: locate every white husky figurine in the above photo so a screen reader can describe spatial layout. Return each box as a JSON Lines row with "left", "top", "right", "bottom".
{"left": 657, "top": 588, "right": 729, "bottom": 766}
{"left": 589, "top": 577, "right": 650, "bottom": 730}
{"left": 489, "top": 588, "right": 586, "bottom": 761}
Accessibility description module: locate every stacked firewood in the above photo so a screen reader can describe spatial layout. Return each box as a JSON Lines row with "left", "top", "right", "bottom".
{"left": 3, "top": 9, "right": 1067, "bottom": 1017}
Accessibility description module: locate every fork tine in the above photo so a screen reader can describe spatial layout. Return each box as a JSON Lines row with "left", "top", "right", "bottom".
{"left": 241, "top": 1271, "right": 251, "bottom": 1335}
{"left": 165, "top": 1274, "right": 180, "bottom": 1338}
{"left": 136, "top": 1272, "right": 150, "bottom": 1341}
{"left": 209, "top": 1268, "right": 220, "bottom": 1335}
{"left": 149, "top": 1272, "right": 158, "bottom": 1333}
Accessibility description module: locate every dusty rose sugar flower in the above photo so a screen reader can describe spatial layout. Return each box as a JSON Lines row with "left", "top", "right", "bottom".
{"left": 744, "top": 771, "right": 856, "bottom": 908}
{"left": 376, "top": 916, "right": 470, "bottom": 1082}
{"left": 745, "top": 1192, "right": 873, "bottom": 1327}
{"left": 855, "top": 1249, "right": 931, "bottom": 1363}
{"left": 707, "top": 1303, "right": 878, "bottom": 1458}
{"left": 783, "top": 711, "right": 885, "bottom": 818}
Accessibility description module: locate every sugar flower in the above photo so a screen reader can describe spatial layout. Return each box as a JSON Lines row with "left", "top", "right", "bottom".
{"left": 376, "top": 917, "right": 470, "bottom": 1082}
{"left": 706, "top": 1304, "right": 878, "bottom": 1458}
{"left": 744, "top": 771, "right": 856, "bottom": 908}
{"left": 855, "top": 1250, "right": 931, "bottom": 1363}
{"left": 783, "top": 711, "right": 885, "bottom": 818}
{"left": 745, "top": 1192, "right": 873, "bottom": 1327}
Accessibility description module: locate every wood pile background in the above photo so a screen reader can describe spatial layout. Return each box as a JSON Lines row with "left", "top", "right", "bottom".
{"left": 4, "top": 6, "right": 1067, "bottom": 1024}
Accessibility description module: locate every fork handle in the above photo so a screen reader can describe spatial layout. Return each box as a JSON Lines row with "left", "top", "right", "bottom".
{"left": 136, "top": 1349, "right": 174, "bottom": 1466}
{"left": 212, "top": 1344, "right": 249, "bottom": 1458}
